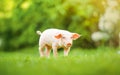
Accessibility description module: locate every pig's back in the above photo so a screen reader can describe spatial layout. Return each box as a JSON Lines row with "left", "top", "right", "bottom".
{"left": 39, "top": 29, "right": 61, "bottom": 45}
{"left": 41, "top": 29, "right": 71, "bottom": 37}
{"left": 41, "top": 29, "right": 60, "bottom": 38}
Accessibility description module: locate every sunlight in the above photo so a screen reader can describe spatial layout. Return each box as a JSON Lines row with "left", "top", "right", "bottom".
{"left": 4, "top": 0, "right": 14, "bottom": 11}
{"left": 21, "top": 1, "right": 31, "bottom": 10}
{"left": 0, "top": 0, "right": 14, "bottom": 18}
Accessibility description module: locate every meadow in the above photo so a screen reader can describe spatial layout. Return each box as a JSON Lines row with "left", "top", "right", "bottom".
{"left": 0, "top": 47, "right": 120, "bottom": 75}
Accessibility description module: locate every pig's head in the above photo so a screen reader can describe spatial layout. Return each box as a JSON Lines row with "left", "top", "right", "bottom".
{"left": 55, "top": 33, "right": 81, "bottom": 48}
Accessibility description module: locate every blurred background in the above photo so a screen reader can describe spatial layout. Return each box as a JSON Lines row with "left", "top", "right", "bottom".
{"left": 0, "top": 0, "right": 120, "bottom": 51}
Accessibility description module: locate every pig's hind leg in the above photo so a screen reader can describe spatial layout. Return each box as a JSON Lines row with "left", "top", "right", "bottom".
{"left": 39, "top": 45, "right": 45, "bottom": 57}
{"left": 45, "top": 45, "right": 51, "bottom": 58}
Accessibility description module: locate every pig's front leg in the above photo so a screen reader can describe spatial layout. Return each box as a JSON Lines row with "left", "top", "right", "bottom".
{"left": 52, "top": 44, "right": 58, "bottom": 57}
{"left": 64, "top": 47, "right": 71, "bottom": 56}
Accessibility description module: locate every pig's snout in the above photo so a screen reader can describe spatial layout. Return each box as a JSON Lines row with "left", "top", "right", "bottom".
{"left": 67, "top": 43, "right": 72, "bottom": 47}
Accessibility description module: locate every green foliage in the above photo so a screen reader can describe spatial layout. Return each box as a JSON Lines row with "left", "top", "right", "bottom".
{"left": 0, "top": 0, "right": 106, "bottom": 51}
{"left": 0, "top": 47, "right": 120, "bottom": 75}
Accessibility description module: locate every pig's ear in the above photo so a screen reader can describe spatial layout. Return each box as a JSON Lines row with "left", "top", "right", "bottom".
{"left": 72, "top": 33, "right": 81, "bottom": 40}
{"left": 55, "top": 34, "right": 62, "bottom": 39}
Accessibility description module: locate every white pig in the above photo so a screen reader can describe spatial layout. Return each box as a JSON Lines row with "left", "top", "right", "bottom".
{"left": 36, "top": 29, "right": 80, "bottom": 57}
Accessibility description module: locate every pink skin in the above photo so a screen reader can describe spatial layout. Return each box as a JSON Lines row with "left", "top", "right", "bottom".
{"left": 37, "top": 29, "right": 80, "bottom": 57}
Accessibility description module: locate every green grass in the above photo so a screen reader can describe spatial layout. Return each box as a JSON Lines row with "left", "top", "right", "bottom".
{"left": 0, "top": 47, "right": 120, "bottom": 75}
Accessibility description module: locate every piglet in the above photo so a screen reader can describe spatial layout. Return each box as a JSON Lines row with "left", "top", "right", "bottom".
{"left": 36, "top": 29, "right": 81, "bottom": 57}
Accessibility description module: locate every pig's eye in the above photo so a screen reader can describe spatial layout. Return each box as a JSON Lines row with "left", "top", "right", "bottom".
{"left": 71, "top": 37, "right": 73, "bottom": 39}
{"left": 62, "top": 37, "right": 66, "bottom": 39}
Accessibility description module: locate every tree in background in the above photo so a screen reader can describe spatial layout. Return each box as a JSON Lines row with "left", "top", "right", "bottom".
{"left": 91, "top": 0, "right": 120, "bottom": 47}
{"left": 1, "top": 0, "right": 118, "bottom": 51}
